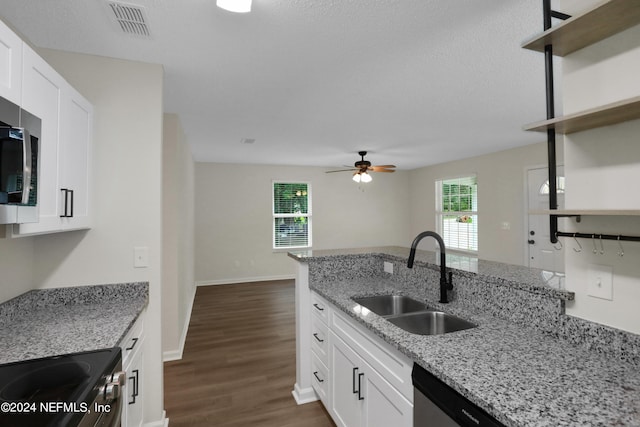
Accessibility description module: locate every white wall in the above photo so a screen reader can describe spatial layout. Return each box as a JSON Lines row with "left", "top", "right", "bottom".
{"left": 194, "top": 163, "right": 410, "bottom": 284}
{"left": 0, "top": 233, "right": 34, "bottom": 301}
{"left": 162, "top": 113, "right": 195, "bottom": 360}
{"left": 408, "top": 141, "right": 561, "bottom": 266}
{"left": 560, "top": 20, "right": 640, "bottom": 334}
{"left": 34, "top": 49, "right": 166, "bottom": 425}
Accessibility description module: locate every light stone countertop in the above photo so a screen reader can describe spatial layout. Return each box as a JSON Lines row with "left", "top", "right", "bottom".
{"left": 290, "top": 246, "right": 572, "bottom": 300}
{"left": 0, "top": 282, "right": 148, "bottom": 365}
{"left": 291, "top": 247, "right": 640, "bottom": 427}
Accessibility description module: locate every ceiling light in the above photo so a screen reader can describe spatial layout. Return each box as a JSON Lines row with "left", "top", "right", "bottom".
{"left": 216, "top": 0, "right": 251, "bottom": 13}
{"left": 352, "top": 172, "right": 372, "bottom": 183}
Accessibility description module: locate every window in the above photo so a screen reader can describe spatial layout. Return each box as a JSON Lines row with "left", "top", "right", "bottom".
{"left": 539, "top": 176, "right": 565, "bottom": 195}
{"left": 273, "top": 182, "right": 311, "bottom": 249}
{"left": 436, "top": 176, "right": 477, "bottom": 252}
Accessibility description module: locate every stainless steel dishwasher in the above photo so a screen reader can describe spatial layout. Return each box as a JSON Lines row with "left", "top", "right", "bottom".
{"left": 412, "top": 363, "right": 506, "bottom": 427}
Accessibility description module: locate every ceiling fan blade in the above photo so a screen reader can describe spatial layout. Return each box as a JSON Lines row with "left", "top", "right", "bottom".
{"left": 326, "top": 168, "right": 358, "bottom": 173}
{"left": 372, "top": 169, "right": 395, "bottom": 173}
{"left": 370, "top": 165, "right": 396, "bottom": 169}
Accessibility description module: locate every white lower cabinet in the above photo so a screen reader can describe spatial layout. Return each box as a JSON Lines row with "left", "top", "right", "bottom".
{"left": 361, "top": 362, "right": 412, "bottom": 427}
{"left": 329, "top": 332, "right": 412, "bottom": 427}
{"left": 330, "top": 331, "right": 363, "bottom": 427}
{"left": 119, "top": 313, "right": 145, "bottom": 427}
{"left": 310, "top": 291, "right": 413, "bottom": 427}
{"left": 310, "top": 293, "right": 330, "bottom": 407}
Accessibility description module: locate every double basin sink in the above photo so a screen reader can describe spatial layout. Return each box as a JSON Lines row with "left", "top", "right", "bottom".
{"left": 352, "top": 295, "right": 476, "bottom": 335}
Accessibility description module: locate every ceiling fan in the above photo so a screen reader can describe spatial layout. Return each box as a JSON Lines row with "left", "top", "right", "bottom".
{"left": 326, "top": 151, "right": 396, "bottom": 183}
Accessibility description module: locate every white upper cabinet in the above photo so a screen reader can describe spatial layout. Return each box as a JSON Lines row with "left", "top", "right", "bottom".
{"left": 13, "top": 44, "right": 93, "bottom": 236}
{"left": 58, "top": 87, "right": 92, "bottom": 230}
{"left": 17, "top": 45, "right": 64, "bottom": 235}
{"left": 0, "top": 19, "right": 22, "bottom": 104}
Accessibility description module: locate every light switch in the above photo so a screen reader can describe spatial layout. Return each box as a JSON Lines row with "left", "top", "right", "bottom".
{"left": 587, "top": 264, "right": 613, "bottom": 300}
{"left": 384, "top": 261, "right": 393, "bottom": 274}
{"left": 134, "top": 246, "right": 149, "bottom": 268}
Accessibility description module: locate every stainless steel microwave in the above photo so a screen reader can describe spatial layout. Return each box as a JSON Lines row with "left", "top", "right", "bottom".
{"left": 0, "top": 96, "right": 41, "bottom": 224}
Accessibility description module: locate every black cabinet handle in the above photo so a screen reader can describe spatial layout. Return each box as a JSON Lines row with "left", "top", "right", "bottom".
{"left": 126, "top": 337, "right": 138, "bottom": 351}
{"left": 352, "top": 367, "right": 358, "bottom": 394}
{"left": 357, "top": 373, "right": 364, "bottom": 400}
{"left": 128, "top": 369, "right": 139, "bottom": 404}
{"left": 313, "top": 303, "right": 324, "bottom": 311}
{"left": 313, "top": 333, "right": 324, "bottom": 343}
{"left": 60, "top": 189, "right": 69, "bottom": 218}
{"left": 313, "top": 371, "right": 324, "bottom": 383}
{"left": 59, "top": 188, "right": 75, "bottom": 218}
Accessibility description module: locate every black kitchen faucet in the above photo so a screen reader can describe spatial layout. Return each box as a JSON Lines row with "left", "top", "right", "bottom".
{"left": 407, "top": 231, "right": 453, "bottom": 303}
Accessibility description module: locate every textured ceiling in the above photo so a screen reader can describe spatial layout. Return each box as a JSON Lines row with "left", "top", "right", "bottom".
{"left": 0, "top": 0, "right": 551, "bottom": 170}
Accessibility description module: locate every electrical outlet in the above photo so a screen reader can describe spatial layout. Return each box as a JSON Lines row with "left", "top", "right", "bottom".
{"left": 134, "top": 246, "right": 149, "bottom": 268}
{"left": 384, "top": 261, "right": 393, "bottom": 274}
{"left": 587, "top": 264, "right": 613, "bottom": 300}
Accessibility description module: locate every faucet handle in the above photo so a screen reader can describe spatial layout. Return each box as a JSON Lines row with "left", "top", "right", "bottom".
{"left": 447, "top": 271, "right": 453, "bottom": 290}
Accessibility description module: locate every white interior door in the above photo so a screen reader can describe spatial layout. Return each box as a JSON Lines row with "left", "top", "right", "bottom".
{"left": 527, "top": 166, "right": 565, "bottom": 272}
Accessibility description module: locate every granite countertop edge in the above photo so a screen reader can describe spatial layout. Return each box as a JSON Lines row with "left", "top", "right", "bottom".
{"left": 0, "top": 282, "right": 149, "bottom": 365}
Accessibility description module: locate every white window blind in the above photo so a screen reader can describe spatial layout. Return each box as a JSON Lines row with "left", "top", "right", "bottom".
{"left": 273, "top": 182, "right": 311, "bottom": 249}
{"left": 436, "top": 176, "right": 478, "bottom": 252}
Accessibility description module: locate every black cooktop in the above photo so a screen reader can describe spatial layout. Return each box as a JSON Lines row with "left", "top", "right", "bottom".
{"left": 0, "top": 348, "right": 120, "bottom": 427}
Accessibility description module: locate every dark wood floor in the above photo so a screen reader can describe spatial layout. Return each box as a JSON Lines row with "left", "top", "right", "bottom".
{"left": 164, "top": 280, "right": 336, "bottom": 427}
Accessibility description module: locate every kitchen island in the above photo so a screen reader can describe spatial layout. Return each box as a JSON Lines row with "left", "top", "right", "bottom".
{"left": 0, "top": 282, "right": 148, "bottom": 364}
{"left": 290, "top": 246, "right": 640, "bottom": 427}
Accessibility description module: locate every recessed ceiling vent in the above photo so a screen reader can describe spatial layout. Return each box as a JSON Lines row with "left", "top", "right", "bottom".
{"left": 106, "top": 1, "right": 151, "bottom": 38}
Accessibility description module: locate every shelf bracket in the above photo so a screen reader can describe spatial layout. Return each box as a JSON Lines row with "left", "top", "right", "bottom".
{"left": 551, "top": 213, "right": 581, "bottom": 223}
{"left": 543, "top": 0, "right": 561, "bottom": 243}
{"left": 550, "top": 10, "right": 571, "bottom": 21}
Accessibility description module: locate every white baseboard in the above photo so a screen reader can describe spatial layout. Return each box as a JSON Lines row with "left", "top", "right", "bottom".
{"left": 162, "top": 287, "right": 196, "bottom": 362}
{"left": 292, "top": 383, "right": 318, "bottom": 405}
{"left": 196, "top": 274, "right": 295, "bottom": 287}
{"left": 144, "top": 410, "right": 169, "bottom": 427}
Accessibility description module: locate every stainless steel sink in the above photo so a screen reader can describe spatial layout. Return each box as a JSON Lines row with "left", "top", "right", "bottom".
{"left": 352, "top": 295, "right": 426, "bottom": 316}
{"left": 387, "top": 311, "right": 476, "bottom": 335}
{"left": 352, "top": 294, "right": 477, "bottom": 335}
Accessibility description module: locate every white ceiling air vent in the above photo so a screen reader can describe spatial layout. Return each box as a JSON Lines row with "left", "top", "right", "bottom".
{"left": 106, "top": 1, "right": 151, "bottom": 38}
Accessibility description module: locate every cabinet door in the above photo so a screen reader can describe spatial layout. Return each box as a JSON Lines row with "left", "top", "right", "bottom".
{"left": 362, "top": 366, "right": 412, "bottom": 427}
{"left": 122, "top": 338, "right": 144, "bottom": 427}
{"left": 0, "top": 20, "right": 22, "bottom": 104}
{"left": 15, "top": 45, "right": 63, "bottom": 235}
{"left": 329, "top": 332, "right": 363, "bottom": 427}
{"left": 59, "top": 87, "right": 92, "bottom": 230}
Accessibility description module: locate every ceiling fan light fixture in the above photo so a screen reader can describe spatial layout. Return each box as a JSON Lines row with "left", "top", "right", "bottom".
{"left": 216, "top": 0, "right": 251, "bottom": 13}
{"left": 360, "top": 172, "right": 372, "bottom": 183}
{"left": 352, "top": 173, "right": 361, "bottom": 183}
